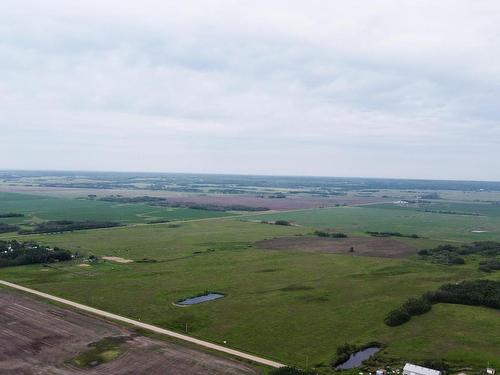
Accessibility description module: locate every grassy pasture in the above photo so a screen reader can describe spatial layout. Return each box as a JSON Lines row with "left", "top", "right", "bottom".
{"left": 1, "top": 219, "right": 498, "bottom": 372}
{"left": 251, "top": 204, "right": 500, "bottom": 242}
{"left": 0, "top": 192, "right": 231, "bottom": 225}
{"left": 369, "top": 201, "right": 500, "bottom": 217}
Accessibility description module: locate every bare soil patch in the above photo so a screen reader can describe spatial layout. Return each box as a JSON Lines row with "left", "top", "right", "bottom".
{"left": 255, "top": 236, "right": 417, "bottom": 258}
{"left": 101, "top": 256, "right": 133, "bottom": 264}
{"left": 0, "top": 289, "right": 259, "bottom": 375}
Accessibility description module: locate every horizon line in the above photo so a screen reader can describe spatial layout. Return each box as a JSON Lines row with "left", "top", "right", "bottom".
{"left": 1, "top": 168, "right": 500, "bottom": 184}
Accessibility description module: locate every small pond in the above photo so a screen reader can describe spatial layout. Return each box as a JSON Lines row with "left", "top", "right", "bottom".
{"left": 335, "top": 347, "right": 380, "bottom": 370}
{"left": 176, "top": 293, "right": 225, "bottom": 305}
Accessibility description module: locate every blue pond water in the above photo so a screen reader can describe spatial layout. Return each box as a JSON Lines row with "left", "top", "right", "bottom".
{"left": 177, "top": 293, "right": 225, "bottom": 305}
{"left": 335, "top": 347, "right": 380, "bottom": 370}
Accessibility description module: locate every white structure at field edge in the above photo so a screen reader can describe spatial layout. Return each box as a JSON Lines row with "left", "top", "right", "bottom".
{"left": 403, "top": 364, "right": 441, "bottom": 375}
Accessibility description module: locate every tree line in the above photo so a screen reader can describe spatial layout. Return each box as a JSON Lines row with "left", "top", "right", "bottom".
{"left": 418, "top": 241, "right": 500, "bottom": 271}
{"left": 385, "top": 279, "right": 500, "bottom": 326}
{"left": 19, "top": 220, "right": 121, "bottom": 234}
{"left": 0, "top": 240, "right": 73, "bottom": 268}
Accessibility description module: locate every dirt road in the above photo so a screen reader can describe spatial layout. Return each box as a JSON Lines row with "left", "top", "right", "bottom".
{"left": 0, "top": 280, "right": 284, "bottom": 369}
{"left": 0, "top": 287, "right": 261, "bottom": 374}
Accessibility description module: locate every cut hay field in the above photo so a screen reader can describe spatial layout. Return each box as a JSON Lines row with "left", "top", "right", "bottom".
{"left": 0, "top": 192, "right": 232, "bottom": 225}
{"left": 1, "top": 218, "right": 499, "bottom": 372}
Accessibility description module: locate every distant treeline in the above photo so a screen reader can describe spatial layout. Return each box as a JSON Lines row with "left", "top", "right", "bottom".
{"left": 0, "top": 223, "right": 20, "bottom": 233}
{"left": 40, "top": 182, "right": 134, "bottom": 189}
{"left": 385, "top": 280, "right": 500, "bottom": 326}
{"left": 146, "top": 219, "right": 171, "bottom": 224}
{"left": 0, "top": 240, "right": 73, "bottom": 268}
{"left": 366, "top": 231, "right": 419, "bottom": 238}
{"left": 98, "top": 195, "right": 165, "bottom": 204}
{"left": 261, "top": 220, "right": 292, "bottom": 226}
{"left": 418, "top": 209, "right": 481, "bottom": 216}
{"left": 0, "top": 212, "right": 24, "bottom": 218}
{"left": 6, "top": 170, "right": 500, "bottom": 191}
{"left": 419, "top": 241, "right": 500, "bottom": 271}
{"left": 97, "top": 195, "right": 269, "bottom": 212}
{"left": 19, "top": 220, "right": 121, "bottom": 234}
{"left": 314, "top": 230, "right": 348, "bottom": 238}
{"left": 161, "top": 202, "right": 269, "bottom": 212}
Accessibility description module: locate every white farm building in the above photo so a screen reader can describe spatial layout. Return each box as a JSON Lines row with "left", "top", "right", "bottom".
{"left": 403, "top": 364, "right": 441, "bottom": 375}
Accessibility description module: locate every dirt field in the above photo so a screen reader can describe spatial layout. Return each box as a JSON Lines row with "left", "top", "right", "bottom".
{"left": 255, "top": 236, "right": 418, "bottom": 258}
{"left": 0, "top": 289, "right": 259, "bottom": 375}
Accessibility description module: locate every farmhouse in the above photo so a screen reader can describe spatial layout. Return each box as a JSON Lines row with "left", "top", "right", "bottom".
{"left": 403, "top": 363, "right": 441, "bottom": 375}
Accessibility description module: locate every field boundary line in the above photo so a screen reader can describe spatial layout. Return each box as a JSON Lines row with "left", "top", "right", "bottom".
{"left": 0, "top": 279, "right": 285, "bottom": 369}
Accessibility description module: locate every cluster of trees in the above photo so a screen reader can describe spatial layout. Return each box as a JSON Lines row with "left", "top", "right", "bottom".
{"left": 146, "top": 219, "right": 171, "bottom": 224}
{"left": 0, "top": 223, "right": 19, "bottom": 234}
{"left": 385, "top": 280, "right": 500, "bottom": 326}
{"left": 366, "top": 231, "right": 419, "bottom": 238}
{"left": 0, "top": 240, "right": 73, "bottom": 268}
{"left": 19, "top": 220, "right": 121, "bottom": 234}
{"left": 426, "top": 279, "right": 500, "bottom": 309}
{"left": 273, "top": 220, "right": 292, "bottom": 226}
{"left": 158, "top": 202, "right": 269, "bottom": 212}
{"left": 98, "top": 195, "right": 165, "bottom": 203}
{"left": 268, "top": 193, "right": 287, "bottom": 198}
{"left": 41, "top": 182, "right": 133, "bottom": 189}
{"left": 419, "top": 242, "right": 500, "bottom": 271}
{"left": 0, "top": 212, "right": 24, "bottom": 218}
{"left": 384, "top": 296, "right": 432, "bottom": 326}
{"left": 207, "top": 188, "right": 248, "bottom": 194}
{"left": 479, "top": 258, "right": 500, "bottom": 273}
{"left": 420, "top": 209, "right": 480, "bottom": 216}
{"left": 314, "top": 230, "right": 348, "bottom": 238}
{"left": 99, "top": 195, "right": 270, "bottom": 212}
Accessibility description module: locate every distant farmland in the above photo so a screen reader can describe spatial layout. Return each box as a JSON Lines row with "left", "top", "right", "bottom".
{"left": 0, "top": 192, "right": 232, "bottom": 226}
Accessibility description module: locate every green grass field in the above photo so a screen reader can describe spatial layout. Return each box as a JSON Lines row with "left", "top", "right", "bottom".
{"left": 0, "top": 192, "right": 232, "bottom": 226}
{"left": 1, "top": 216, "right": 499, "bottom": 372}
{"left": 251, "top": 203, "right": 500, "bottom": 242}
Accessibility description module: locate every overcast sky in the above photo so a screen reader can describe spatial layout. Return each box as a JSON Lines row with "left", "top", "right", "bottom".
{"left": 2, "top": 1, "right": 500, "bottom": 180}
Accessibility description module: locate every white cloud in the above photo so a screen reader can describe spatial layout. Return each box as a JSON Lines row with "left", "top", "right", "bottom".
{"left": 1, "top": 0, "right": 500, "bottom": 179}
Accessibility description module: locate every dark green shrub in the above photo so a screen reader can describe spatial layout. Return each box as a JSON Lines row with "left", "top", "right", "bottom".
{"left": 402, "top": 297, "right": 432, "bottom": 316}
{"left": 384, "top": 308, "right": 411, "bottom": 326}
{"left": 275, "top": 220, "right": 291, "bottom": 226}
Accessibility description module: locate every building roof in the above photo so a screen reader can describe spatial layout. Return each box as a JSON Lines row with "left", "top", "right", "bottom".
{"left": 404, "top": 363, "right": 441, "bottom": 375}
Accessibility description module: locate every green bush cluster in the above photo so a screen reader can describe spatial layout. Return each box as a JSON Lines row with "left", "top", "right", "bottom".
{"left": 0, "top": 223, "right": 19, "bottom": 234}
{"left": 385, "top": 280, "right": 500, "bottom": 326}
{"left": 274, "top": 220, "right": 292, "bottom": 226}
{"left": 19, "top": 220, "right": 121, "bottom": 234}
{"left": 478, "top": 258, "right": 500, "bottom": 273}
{"left": 314, "top": 230, "right": 347, "bottom": 238}
{"left": 0, "top": 212, "right": 24, "bottom": 218}
{"left": 0, "top": 240, "right": 73, "bottom": 268}
{"left": 419, "top": 241, "right": 500, "bottom": 271}
{"left": 366, "top": 231, "right": 419, "bottom": 238}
